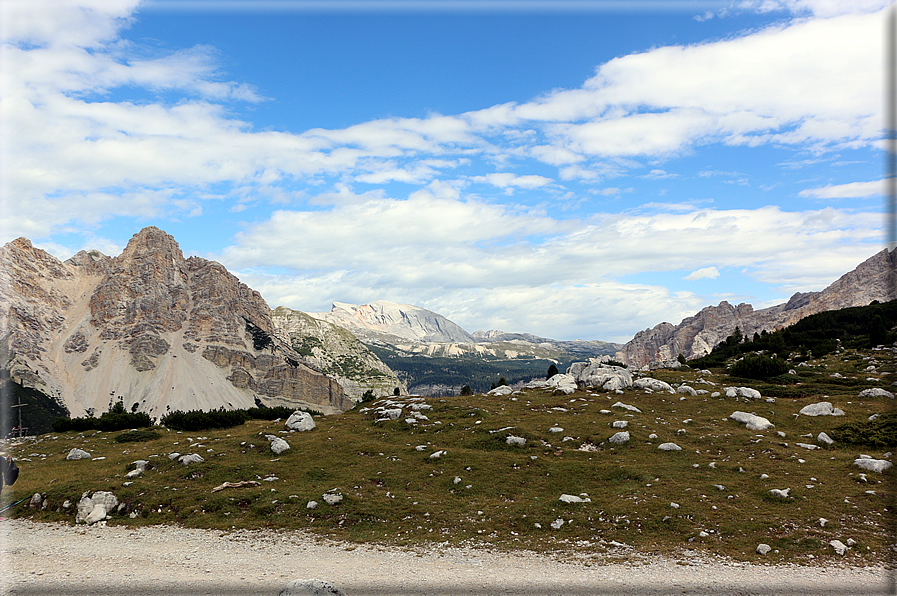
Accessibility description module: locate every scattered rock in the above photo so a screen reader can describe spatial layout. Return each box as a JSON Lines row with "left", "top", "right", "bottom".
{"left": 279, "top": 578, "right": 347, "bottom": 596}
{"left": 769, "top": 488, "right": 791, "bottom": 498}
{"left": 505, "top": 436, "right": 526, "bottom": 446}
{"left": 541, "top": 374, "right": 577, "bottom": 394}
{"left": 429, "top": 450, "right": 446, "bottom": 459}
{"left": 608, "top": 431, "right": 630, "bottom": 444}
{"left": 322, "top": 493, "right": 343, "bottom": 506}
{"left": 75, "top": 491, "right": 119, "bottom": 524}
{"left": 816, "top": 432, "right": 835, "bottom": 446}
{"left": 568, "top": 362, "right": 632, "bottom": 392}
{"left": 549, "top": 426, "right": 564, "bottom": 433}
{"left": 611, "top": 401, "right": 642, "bottom": 413}
{"left": 178, "top": 454, "right": 204, "bottom": 465}
{"left": 550, "top": 518, "right": 564, "bottom": 529}
{"left": 853, "top": 458, "right": 892, "bottom": 473}
{"left": 725, "top": 387, "right": 761, "bottom": 400}
{"left": 612, "top": 420, "right": 628, "bottom": 429}
{"left": 285, "top": 411, "right": 316, "bottom": 431}
{"left": 266, "top": 435, "right": 291, "bottom": 455}
{"left": 858, "top": 388, "right": 894, "bottom": 399}
{"left": 559, "top": 494, "right": 591, "bottom": 503}
{"left": 306, "top": 501, "right": 318, "bottom": 509}
{"left": 487, "top": 385, "right": 514, "bottom": 396}
{"left": 677, "top": 385, "right": 697, "bottom": 396}
{"left": 796, "top": 443, "right": 818, "bottom": 450}
{"left": 799, "top": 402, "right": 845, "bottom": 416}
{"left": 633, "top": 378, "right": 674, "bottom": 393}
{"left": 830, "top": 540, "right": 848, "bottom": 556}
{"left": 658, "top": 443, "right": 681, "bottom": 451}
{"left": 729, "top": 411, "right": 774, "bottom": 431}
{"left": 757, "top": 543, "right": 771, "bottom": 555}
{"left": 168, "top": 452, "right": 181, "bottom": 460}
{"left": 66, "top": 448, "right": 91, "bottom": 460}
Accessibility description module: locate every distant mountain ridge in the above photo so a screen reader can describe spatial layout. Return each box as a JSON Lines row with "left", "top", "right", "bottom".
{"left": 617, "top": 248, "right": 897, "bottom": 369}
{"left": 313, "top": 301, "right": 476, "bottom": 344}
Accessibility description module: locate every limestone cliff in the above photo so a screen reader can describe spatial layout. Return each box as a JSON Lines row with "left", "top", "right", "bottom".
{"left": 617, "top": 248, "right": 897, "bottom": 369}
{"left": 0, "top": 227, "right": 351, "bottom": 417}
{"left": 271, "top": 306, "right": 406, "bottom": 399}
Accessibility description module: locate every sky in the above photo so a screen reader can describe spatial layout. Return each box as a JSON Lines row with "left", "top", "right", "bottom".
{"left": 0, "top": 0, "right": 894, "bottom": 343}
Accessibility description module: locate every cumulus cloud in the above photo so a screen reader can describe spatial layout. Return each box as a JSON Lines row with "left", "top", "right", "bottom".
{"left": 684, "top": 266, "right": 721, "bottom": 281}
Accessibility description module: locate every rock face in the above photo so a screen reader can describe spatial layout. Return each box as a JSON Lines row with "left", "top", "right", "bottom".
{"left": 617, "top": 248, "right": 897, "bottom": 369}
{"left": 314, "top": 300, "right": 475, "bottom": 343}
{"left": 0, "top": 227, "right": 352, "bottom": 417}
{"left": 271, "top": 306, "right": 405, "bottom": 399}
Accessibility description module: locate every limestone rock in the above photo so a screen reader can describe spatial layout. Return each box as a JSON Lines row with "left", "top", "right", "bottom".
{"left": 725, "top": 387, "right": 762, "bottom": 400}
{"left": 854, "top": 458, "right": 892, "bottom": 473}
{"left": 285, "top": 411, "right": 316, "bottom": 432}
{"left": 616, "top": 248, "right": 897, "bottom": 368}
{"left": 66, "top": 448, "right": 91, "bottom": 460}
{"left": 677, "top": 385, "right": 697, "bottom": 396}
{"left": 729, "top": 411, "right": 774, "bottom": 431}
{"left": 830, "top": 540, "right": 848, "bottom": 556}
{"left": 769, "top": 488, "right": 791, "bottom": 498}
{"left": 858, "top": 388, "right": 894, "bottom": 399}
{"left": 633, "top": 378, "right": 674, "bottom": 393}
{"left": 544, "top": 373, "right": 577, "bottom": 394}
{"left": 267, "top": 436, "right": 290, "bottom": 455}
{"left": 178, "top": 453, "right": 204, "bottom": 465}
{"left": 279, "top": 579, "right": 347, "bottom": 596}
{"left": 799, "top": 402, "right": 845, "bottom": 417}
{"left": 756, "top": 544, "right": 771, "bottom": 555}
{"left": 506, "top": 436, "right": 526, "bottom": 446}
{"left": 322, "top": 493, "right": 343, "bottom": 505}
{"left": 568, "top": 362, "right": 632, "bottom": 391}
{"left": 611, "top": 401, "right": 641, "bottom": 413}
{"left": 658, "top": 442, "right": 681, "bottom": 451}
{"left": 608, "top": 431, "right": 630, "bottom": 444}
{"left": 817, "top": 432, "right": 835, "bottom": 446}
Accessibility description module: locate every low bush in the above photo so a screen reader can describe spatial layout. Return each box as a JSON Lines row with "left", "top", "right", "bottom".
{"left": 160, "top": 408, "right": 250, "bottom": 431}
{"left": 246, "top": 406, "right": 297, "bottom": 420}
{"left": 115, "top": 430, "right": 161, "bottom": 443}
{"left": 728, "top": 354, "right": 789, "bottom": 379}
{"left": 829, "top": 413, "right": 897, "bottom": 448}
{"left": 52, "top": 401, "right": 152, "bottom": 433}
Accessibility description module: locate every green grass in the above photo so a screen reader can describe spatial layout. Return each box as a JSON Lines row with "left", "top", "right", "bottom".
{"left": 2, "top": 345, "right": 894, "bottom": 564}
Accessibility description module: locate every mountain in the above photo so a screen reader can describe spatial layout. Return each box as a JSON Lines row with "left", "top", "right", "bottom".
{"left": 313, "top": 301, "right": 476, "bottom": 344}
{"left": 270, "top": 306, "right": 406, "bottom": 399}
{"left": 312, "top": 301, "right": 621, "bottom": 395}
{"left": 617, "top": 248, "right": 897, "bottom": 369}
{"left": 0, "top": 227, "right": 353, "bottom": 419}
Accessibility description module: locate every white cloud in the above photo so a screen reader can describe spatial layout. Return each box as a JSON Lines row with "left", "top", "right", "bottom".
{"left": 684, "top": 266, "right": 720, "bottom": 280}
{"left": 799, "top": 178, "right": 891, "bottom": 199}
{"left": 471, "top": 173, "right": 553, "bottom": 189}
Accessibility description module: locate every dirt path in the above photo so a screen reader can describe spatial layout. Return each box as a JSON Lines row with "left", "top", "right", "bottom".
{"left": 0, "top": 519, "right": 891, "bottom": 595}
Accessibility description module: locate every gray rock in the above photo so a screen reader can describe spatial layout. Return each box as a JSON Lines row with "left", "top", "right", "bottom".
{"left": 677, "top": 385, "right": 697, "bottom": 396}
{"left": 285, "top": 411, "right": 316, "bottom": 431}
{"left": 168, "top": 452, "right": 181, "bottom": 460}
{"left": 817, "top": 432, "right": 835, "bottom": 446}
{"left": 854, "top": 458, "right": 892, "bottom": 473}
{"left": 505, "top": 436, "right": 526, "bottom": 446}
{"left": 279, "top": 578, "right": 347, "bottom": 596}
{"left": 178, "top": 453, "right": 204, "bottom": 465}
{"left": 729, "top": 411, "right": 774, "bottom": 431}
{"left": 611, "top": 401, "right": 642, "bottom": 413}
{"left": 769, "top": 488, "right": 791, "bottom": 498}
{"left": 830, "top": 540, "right": 848, "bottom": 556}
{"left": 799, "top": 402, "right": 845, "bottom": 416}
{"left": 267, "top": 436, "right": 291, "bottom": 455}
{"left": 28, "top": 493, "right": 42, "bottom": 508}
{"left": 84, "top": 503, "right": 108, "bottom": 525}
{"left": 608, "top": 431, "right": 630, "bottom": 444}
{"left": 658, "top": 442, "right": 681, "bottom": 451}
{"left": 544, "top": 373, "right": 577, "bottom": 394}
{"left": 633, "top": 378, "right": 673, "bottom": 393}
{"left": 66, "top": 448, "right": 91, "bottom": 460}
{"left": 612, "top": 420, "right": 628, "bottom": 429}
{"left": 757, "top": 543, "right": 771, "bottom": 555}
{"left": 858, "top": 388, "right": 894, "bottom": 399}
{"left": 322, "top": 493, "right": 343, "bottom": 505}
{"left": 568, "top": 362, "right": 632, "bottom": 392}
{"left": 306, "top": 501, "right": 318, "bottom": 509}
{"left": 559, "top": 494, "right": 590, "bottom": 503}
{"left": 725, "top": 387, "right": 762, "bottom": 400}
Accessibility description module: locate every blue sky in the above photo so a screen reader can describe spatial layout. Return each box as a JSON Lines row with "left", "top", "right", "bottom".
{"left": 0, "top": 0, "right": 892, "bottom": 342}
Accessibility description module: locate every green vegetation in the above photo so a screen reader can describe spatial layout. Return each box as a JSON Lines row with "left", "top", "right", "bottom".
{"left": 728, "top": 354, "right": 790, "bottom": 379}
{"left": 546, "top": 363, "right": 559, "bottom": 379}
{"left": 1, "top": 379, "right": 69, "bottom": 436}
{"left": 369, "top": 346, "right": 575, "bottom": 393}
{"left": 690, "top": 299, "right": 897, "bottom": 371}
{"left": 114, "top": 430, "right": 162, "bottom": 443}
{"left": 52, "top": 400, "right": 152, "bottom": 433}
{"left": 5, "top": 339, "right": 894, "bottom": 565}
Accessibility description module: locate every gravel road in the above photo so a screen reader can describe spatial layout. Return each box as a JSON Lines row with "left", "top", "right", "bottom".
{"left": 1, "top": 519, "right": 891, "bottom": 595}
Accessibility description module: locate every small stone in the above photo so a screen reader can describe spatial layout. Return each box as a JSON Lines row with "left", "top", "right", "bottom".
{"left": 608, "top": 431, "right": 630, "bottom": 444}
{"left": 830, "top": 540, "right": 848, "bottom": 556}
{"left": 306, "top": 501, "right": 318, "bottom": 509}
{"left": 757, "top": 543, "right": 771, "bottom": 555}
{"left": 658, "top": 442, "right": 681, "bottom": 451}
{"left": 322, "top": 493, "right": 343, "bottom": 506}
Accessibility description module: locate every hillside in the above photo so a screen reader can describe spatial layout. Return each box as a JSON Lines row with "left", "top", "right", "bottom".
{"left": 617, "top": 248, "right": 897, "bottom": 369}
{"left": 3, "top": 336, "right": 893, "bottom": 565}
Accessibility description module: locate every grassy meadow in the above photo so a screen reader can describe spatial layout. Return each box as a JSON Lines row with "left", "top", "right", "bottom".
{"left": 1, "top": 346, "right": 894, "bottom": 565}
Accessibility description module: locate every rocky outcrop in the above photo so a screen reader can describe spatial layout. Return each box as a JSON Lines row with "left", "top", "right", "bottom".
{"left": 617, "top": 248, "right": 897, "bottom": 369}
{"left": 0, "top": 227, "right": 351, "bottom": 417}
{"left": 271, "top": 306, "right": 405, "bottom": 399}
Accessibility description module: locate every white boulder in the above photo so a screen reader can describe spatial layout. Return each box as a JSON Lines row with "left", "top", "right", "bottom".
{"left": 608, "top": 431, "right": 630, "bottom": 444}
{"left": 322, "top": 493, "right": 343, "bottom": 505}
{"left": 66, "top": 448, "right": 91, "bottom": 460}
{"left": 285, "top": 411, "right": 316, "bottom": 431}
{"left": 725, "top": 387, "right": 762, "bottom": 400}
{"left": 267, "top": 436, "right": 291, "bottom": 455}
{"left": 854, "top": 458, "right": 892, "bottom": 473}
{"left": 817, "top": 432, "right": 835, "bottom": 446}
{"left": 769, "top": 488, "right": 791, "bottom": 498}
{"left": 829, "top": 540, "right": 848, "bottom": 556}
{"left": 178, "top": 453, "right": 204, "bottom": 465}
{"left": 799, "top": 402, "right": 845, "bottom": 416}
{"left": 76, "top": 491, "right": 118, "bottom": 524}
{"left": 677, "top": 385, "right": 697, "bottom": 396}
{"left": 658, "top": 443, "right": 682, "bottom": 451}
{"left": 611, "top": 401, "right": 642, "bottom": 413}
{"left": 858, "top": 388, "right": 894, "bottom": 399}
{"left": 612, "top": 420, "right": 628, "bottom": 429}
{"left": 568, "top": 362, "right": 632, "bottom": 392}
{"left": 279, "top": 578, "right": 347, "bottom": 596}
{"left": 506, "top": 436, "right": 526, "bottom": 446}
{"left": 559, "top": 494, "right": 591, "bottom": 503}
{"left": 729, "top": 411, "right": 774, "bottom": 431}
{"left": 544, "top": 373, "right": 578, "bottom": 394}
{"left": 757, "top": 544, "right": 771, "bottom": 555}
{"left": 633, "top": 378, "right": 674, "bottom": 393}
